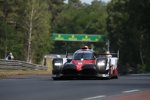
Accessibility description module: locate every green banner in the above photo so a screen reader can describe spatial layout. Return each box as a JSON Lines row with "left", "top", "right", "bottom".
{"left": 51, "top": 33, "right": 106, "bottom": 42}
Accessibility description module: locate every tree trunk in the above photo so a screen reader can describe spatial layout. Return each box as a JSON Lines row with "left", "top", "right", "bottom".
{"left": 139, "top": 34, "right": 145, "bottom": 65}
{"left": 27, "top": 6, "right": 34, "bottom": 63}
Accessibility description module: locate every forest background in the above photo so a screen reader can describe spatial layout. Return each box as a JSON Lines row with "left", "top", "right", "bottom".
{"left": 0, "top": 0, "right": 149, "bottom": 74}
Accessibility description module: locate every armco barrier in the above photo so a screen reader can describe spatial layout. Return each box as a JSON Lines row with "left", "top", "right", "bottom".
{"left": 0, "top": 59, "right": 47, "bottom": 70}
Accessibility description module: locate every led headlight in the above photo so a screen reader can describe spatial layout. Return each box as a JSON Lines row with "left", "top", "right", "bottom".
{"left": 54, "top": 62, "right": 62, "bottom": 66}
{"left": 97, "top": 61, "right": 105, "bottom": 66}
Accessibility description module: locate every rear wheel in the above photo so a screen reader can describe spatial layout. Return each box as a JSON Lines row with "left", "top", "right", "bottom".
{"left": 52, "top": 74, "right": 62, "bottom": 80}
{"left": 106, "top": 66, "right": 113, "bottom": 80}
{"left": 108, "top": 68, "right": 112, "bottom": 79}
{"left": 113, "top": 69, "right": 119, "bottom": 79}
{"left": 114, "top": 75, "right": 118, "bottom": 79}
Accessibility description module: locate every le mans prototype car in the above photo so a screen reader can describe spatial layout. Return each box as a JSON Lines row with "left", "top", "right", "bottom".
{"left": 52, "top": 46, "right": 119, "bottom": 80}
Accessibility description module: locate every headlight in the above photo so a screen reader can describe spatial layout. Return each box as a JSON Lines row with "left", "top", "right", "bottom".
{"left": 54, "top": 63, "right": 62, "bottom": 66}
{"left": 97, "top": 61, "right": 105, "bottom": 66}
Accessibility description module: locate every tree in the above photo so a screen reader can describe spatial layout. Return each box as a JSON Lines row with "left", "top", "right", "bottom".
{"left": 17, "top": 0, "right": 52, "bottom": 63}
{"left": 107, "top": 0, "right": 150, "bottom": 73}
{"left": 127, "top": 0, "right": 150, "bottom": 71}
{"left": 0, "top": 0, "right": 20, "bottom": 59}
{"left": 48, "top": 0, "right": 65, "bottom": 31}
{"left": 51, "top": 0, "right": 108, "bottom": 53}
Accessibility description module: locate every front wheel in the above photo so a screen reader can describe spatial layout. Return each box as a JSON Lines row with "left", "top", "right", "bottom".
{"left": 112, "top": 69, "right": 119, "bottom": 79}
{"left": 52, "top": 74, "right": 62, "bottom": 80}
{"left": 107, "top": 67, "right": 113, "bottom": 79}
{"left": 52, "top": 77, "right": 62, "bottom": 80}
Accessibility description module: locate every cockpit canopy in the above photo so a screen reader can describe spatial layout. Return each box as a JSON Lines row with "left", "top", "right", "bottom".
{"left": 73, "top": 51, "right": 95, "bottom": 60}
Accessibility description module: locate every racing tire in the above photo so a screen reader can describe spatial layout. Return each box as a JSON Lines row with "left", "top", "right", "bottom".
{"left": 113, "top": 70, "right": 119, "bottom": 79}
{"left": 52, "top": 77, "right": 60, "bottom": 80}
{"left": 114, "top": 75, "right": 118, "bottom": 79}
{"left": 106, "top": 67, "right": 113, "bottom": 80}
{"left": 52, "top": 76, "right": 63, "bottom": 80}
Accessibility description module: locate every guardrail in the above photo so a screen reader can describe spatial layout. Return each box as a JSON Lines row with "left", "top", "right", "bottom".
{"left": 0, "top": 59, "right": 47, "bottom": 70}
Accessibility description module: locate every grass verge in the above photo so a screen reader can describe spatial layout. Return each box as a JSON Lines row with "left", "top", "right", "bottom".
{"left": 0, "top": 69, "right": 51, "bottom": 79}
{"left": 0, "top": 58, "right": 52, "bottom": 79}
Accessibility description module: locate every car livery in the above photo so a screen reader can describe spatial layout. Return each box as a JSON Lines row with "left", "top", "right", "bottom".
{"left": 52, "top": 46, "right": 119, "bottom": 80}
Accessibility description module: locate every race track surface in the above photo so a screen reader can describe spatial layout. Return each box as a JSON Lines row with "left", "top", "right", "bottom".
{"left": 0, "top": 74, "right": 150, "bottom": 100}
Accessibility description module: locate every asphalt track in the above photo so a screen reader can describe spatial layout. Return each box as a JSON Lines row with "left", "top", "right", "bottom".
{"left": 0, "top": 74, "right": 150, "bottom": 100}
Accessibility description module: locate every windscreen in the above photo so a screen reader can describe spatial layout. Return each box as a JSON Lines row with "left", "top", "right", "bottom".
{"left": 73, "top": 52, "right": 94, "bottom": 60}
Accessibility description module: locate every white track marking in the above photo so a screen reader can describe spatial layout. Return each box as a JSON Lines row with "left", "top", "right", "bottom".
{"left": 123, "top": 89, "right": 140, "bottom": 93}
{"left": 82, "top": 95, "right": 106, "bottom": 100}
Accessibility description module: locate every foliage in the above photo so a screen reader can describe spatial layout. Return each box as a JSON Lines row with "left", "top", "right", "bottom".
{"left": 52, "top": 0, "right": 108, "bottom": 53}
{"left": 0, "top": 0, "right": 22, "bottom": 59}
{"left": 107, "top": 0, "right": 150, "bottom": 73}
{"left": 0, "top": 0, "right": 149, "bottom": 74}
{"left": 17, "top": 0, "right": 52, "bottom": 63}
{"left": 0, "top": 0, "right": 53, "bottom": 63}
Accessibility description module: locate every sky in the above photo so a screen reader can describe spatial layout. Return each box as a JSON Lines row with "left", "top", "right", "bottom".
{"left": 64, "top": 0, "right": 111, "bottom": 4}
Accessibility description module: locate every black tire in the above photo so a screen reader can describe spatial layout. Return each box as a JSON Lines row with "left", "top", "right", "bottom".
{"left": 107, "top": 67, "right": 112, "bottom": 80}
{"left": 112, "top": 74, "right": 118, "bottom": 79}
{"left": 52, "top": 77, "right": 61, "bottom": 80}
{"left": 112, "top": 69, "right": 119, "bottom": 79}
{"left": 114, "top": 75, "right": 118, "bottom": 79}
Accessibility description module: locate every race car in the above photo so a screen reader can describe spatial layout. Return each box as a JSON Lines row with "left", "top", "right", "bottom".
{"left": 52, "top": 46, "right": 119, "bottom": 80}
